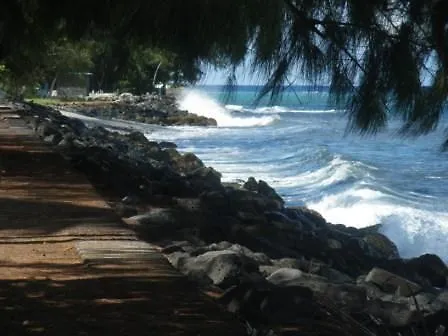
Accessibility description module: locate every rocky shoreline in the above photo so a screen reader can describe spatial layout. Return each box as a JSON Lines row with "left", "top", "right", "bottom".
{"left": 20, "top": 101, "right": 448, "bottom": 336}
{"left": 46, "top": 92, "right": 217, "bottom": 127}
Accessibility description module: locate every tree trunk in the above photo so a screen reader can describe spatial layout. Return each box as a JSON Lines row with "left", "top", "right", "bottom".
{"left": 48, "top": 74, "right": 58, "bottom": 97}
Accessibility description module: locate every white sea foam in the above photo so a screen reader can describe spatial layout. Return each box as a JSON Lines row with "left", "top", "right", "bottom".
{"left": 225, "top": 104, "right": 245, "bottom": 111}
{"left": 308, "top": 188, "right": 448, "bottom": 261}
{"left": 246, "top": 106, "right": 342, "bottom": 114}
{"left": 178, "top": 90, "right": 279, "bottom": 127}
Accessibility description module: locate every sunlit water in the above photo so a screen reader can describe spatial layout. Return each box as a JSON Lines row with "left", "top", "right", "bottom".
{"left": 63, "top": 86, "right": 448, "bottom": 261}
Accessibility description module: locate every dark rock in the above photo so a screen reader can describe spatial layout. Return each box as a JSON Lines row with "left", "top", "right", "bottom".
{"left": 159, "top": 141, "right": 177, "bottom": 149}
{"left": 286, "top": 206, "right": 327, "bottom": 230}
{"left": 126, "top": 131, "right": 149, "bottom": 145}
{"left": 161, "top": 241, "right": 196, "bottom": 254}
{"left": 257, "top": 180, "right": 284, "bottom": 205}
{"left": 179, "top": 250, "right": 260, "bottom": 288}
{"left": 366, "top": 299, "right": 420, "bottom": 327}
{"left": 127, "top": 208, "right": 184, "bottom": 234}
{"left": 186, "top": 167, "right": 222, "bottom": 193}
{"left": 269, "top": 257, "right": 353, "bottom": 283}
{"left": 266, "top": 268, "right": 366, "bottom": 311}
{"left": 174, "top": 198, "right": 202, "bottom": 212}
{"left": 362, "top": 233, "right": 400, "bottom": 259}
{"left": 363, "top": 267, "right": 422, "bottom": 297}
{"left": 242, "top": 178, "right": 284, "bottom": 209}
{"left": 115, "top": 203, "right": 138, "bottom": 218}
{"left": 407, "top": 254, "right": 448, "bottom": 288}
{"left": 243, "top": 177, "right": 258, "bottom": 192}
{"left": 43, "top": 132, "right": 63, "bottom": 145}
{"left": 36, "top": 121, "right": 58, "bottom": 138}
{"left": 217, "top": 282, "right": 318, "bottom": 326}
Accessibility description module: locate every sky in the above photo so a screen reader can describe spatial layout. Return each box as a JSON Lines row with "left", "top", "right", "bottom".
{"left": 199, "top": 65, "right": 261, "bottom": 85}
{"left": 198, "top": 62, "right": 329, "bottom": 86}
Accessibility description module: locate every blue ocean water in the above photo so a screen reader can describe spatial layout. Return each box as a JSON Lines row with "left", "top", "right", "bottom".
{"left": 65, "top": 85, "right": 448, "bottom": 261}
{"left": 152, "top": 85, "right": 448, "bottom": 261}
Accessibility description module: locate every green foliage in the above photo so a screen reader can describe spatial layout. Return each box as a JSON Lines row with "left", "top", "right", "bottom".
{"left": 2, "top": 0, "right": 448, "bottom": 144}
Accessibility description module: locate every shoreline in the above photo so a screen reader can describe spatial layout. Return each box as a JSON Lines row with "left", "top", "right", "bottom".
{"left": 19, "top": 100, "right": 448, "bottom": 335}
{"left": 30, "top": 92, "right": 218, "bottom": 127}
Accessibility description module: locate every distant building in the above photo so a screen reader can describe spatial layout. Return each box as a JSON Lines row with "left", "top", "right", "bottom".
{"left": 52, "top": 72, "right": 93, "bottom": 98}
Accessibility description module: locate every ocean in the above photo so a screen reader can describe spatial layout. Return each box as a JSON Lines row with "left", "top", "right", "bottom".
{"left": 147, "top": 85, "right": 448, "bottom": 261}
{"left": 65, "top": 85, "right": 448, "bottom": 261}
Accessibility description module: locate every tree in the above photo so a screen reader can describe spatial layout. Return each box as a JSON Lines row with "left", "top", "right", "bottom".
{"left": 1, "top": 0, "right": 448, "bottom": 145}
{"left": 43, "top": 39, "right": 94, "bottom": 95}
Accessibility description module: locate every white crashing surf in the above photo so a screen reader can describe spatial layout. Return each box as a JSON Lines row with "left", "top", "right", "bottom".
{"left": 307, "top": 187, "right": 448, "bottom": 261}
{"left": 178, "top": 89, "right": 279, "bottom": 127}
{"left": 226, "top": 105, "right": 342, "bottom": 114}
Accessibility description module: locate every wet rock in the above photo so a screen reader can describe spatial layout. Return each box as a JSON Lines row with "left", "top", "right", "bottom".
{"left": 285, "top": 206, "right": 327, "bottom": 230}
{"left": 228, "top": 188, "right": 284, "bottom": 213}
{"left": 169, "top": 151, "right": 204, "bottom": 174}
{"left": 327, "top": 238, "right": 343, "bottom": 249}
{"left": 243, "top": 177, "right": 258, "bottom": 192}
{"left": 266, "top": 268, "right": 366, "bottom": 311}
{"left": 127, "top": 208, "right": 185, "bottom": 237}
{"left": 186, "top": 167, "right": 222, "bottom": 193}
{"left": 366, "top": 299, "right": 420, "bottom": 327}
{"left": 161, "top": 241, "right": 197, "bottom": 254}
{"left": 364, "top": 267, "right": 422, "bottom": 297}
{"left": 43, "top": 133, "right": 63, "bottom": 145}
{"left": 36, "top": 121, "right": 58, "bottom": 138}
{"left": 362, "top": 233, "right": 400, "bottom": 260}
{"left": 159, "top": 141, "right": 177, "bottom": 149}
{"left": 242, "top": 178, "right": 284, "bottom": 209}
{"left": 115, "top": 203, "right": 138, "bottom": 218}
{"left": 179, "top": 250, "right": 260, "bottom": 287}
{"left": 165, "top": 251, "right": 190, "bottom": 269}
{"left": 189, "top": 242, "right": 272, "bottom": 266}
{"left": 407, "top": 254, "right": 448, "bottom": 288}
{"left": 217, "top": 282, "right": 317, "bottom": 326}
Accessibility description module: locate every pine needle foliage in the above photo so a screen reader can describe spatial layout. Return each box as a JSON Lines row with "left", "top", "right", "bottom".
{"left": 2, "top": 0, "right": 448, "bottom": 143}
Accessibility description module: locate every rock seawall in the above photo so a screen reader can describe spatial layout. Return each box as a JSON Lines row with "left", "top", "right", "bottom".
{"left": 47, "top": 93, "right": 217, "bottom": 126}
{"left": 21, "top": 102, "right": 448, "bottom": 336}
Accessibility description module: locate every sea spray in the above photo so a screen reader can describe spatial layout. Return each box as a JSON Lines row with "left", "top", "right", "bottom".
{"left": 178, "top": 89, "right": 279, "bottom": 127}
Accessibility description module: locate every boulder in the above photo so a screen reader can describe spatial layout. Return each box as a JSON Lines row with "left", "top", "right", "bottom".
{"left": 217, "top": 282, "right": 317, "bottom": 326}
{"left": 43, "top": 133, "right": 63, "bottom": 145}
{"left": 127, "top": 208, "right": 184, "bottom": 236}
{"left": 243, "top": 177, "right": 258, "bottom": 192}
{"left": 364, "top": 267, "right": 422, "bottom": 297}
{"left": 242, "top": 177, "right": 284, "bottom": 209}
{"left": 257, "top": 180, "right": 284, "bottom": 206}
{"left": 36, "top": 121, "right": 58, "bottom": 138}
{"left": 327, "top": 238, "right": 343, "bottom": 249}
{"left": 125, "top": 131, "right": 149, "bottom": 146}
{"left": 266, "top": 268, "right": 326, "bottom": 287}
{"left": 270, "top": 258, "right": 353, "bottom": 283}
{"left": 407, "top": 254, "right": 448, "bottom": 288}
{"left": 186, "top": 167, "right": 222, "bottom": 193}
{"left": 362, "top": 232, "right": 399, "bottom": 259}
{"left": 161, "top": 241, "right": 197, "bottom": 254}
{"left": 189, "top": 242, "right": 272, "bottom": 266}
{"left": 285, "top": 206, "right": 327, "bottom": 230}
{"left": 115, "top": 203, "right": 138, "bottom": 218}
{"left": 180, "top": 250, "right": 260, "bottom": 288}
{"left": 227, "top": 188, "right": 284, "bottom": 213}
{"left": 159, "top": 141, "right": 177, "bottom": 149}
{"left": 366, "top": 299, "right": 420, "bottom": 327}
{"left": 169, "top": 151, "right": 204, "bottom": 174}
{"left": 266, "top": 268, "right": 366, "bottom": 310}
{"left": 165, "top": 251, "right": 190, "bottom": 269}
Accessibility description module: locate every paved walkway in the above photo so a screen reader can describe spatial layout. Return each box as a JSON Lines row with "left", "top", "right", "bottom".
{"left": 0, "top": 106, "right": 246, "bottom": 335}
